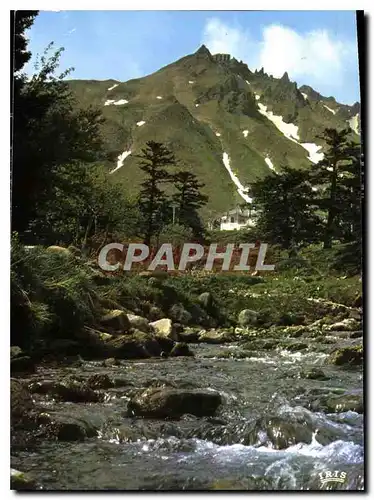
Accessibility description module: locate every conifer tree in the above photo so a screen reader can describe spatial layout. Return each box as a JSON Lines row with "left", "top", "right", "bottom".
{"left": 251, "top": 167, "right": 323, "bottom": 254}
{"left": 310, "top": 128, "right": 353, "bottom": 249}
{"left": 137, "top": 141, "right": 176, "bottom": 246}
{"left": 172, "top": 171, "right": 208, "bottom": 238}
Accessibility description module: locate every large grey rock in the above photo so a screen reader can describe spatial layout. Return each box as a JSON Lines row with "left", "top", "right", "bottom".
{"left": 326, "top": 318, "right": 361, "bottom": 332}
{"left": 198, "top": 329, "right": 234, "bottom": 344}
{"left": 127, "top": 387, "right": 222, "bottom": 419}
{"left": 127, "top": 314, "right": 151, "bottom": 332}
{"left": 149, "top": 318, "right": 178, "bottom": 341}
{"left": 100, "top": 310, "right": 130, "bottom": 332}
{"left": 107, "top": 331, "right": 161, "bottom": 358}
{"left": 238, "top": 309, "right": 258, "bottom": 327}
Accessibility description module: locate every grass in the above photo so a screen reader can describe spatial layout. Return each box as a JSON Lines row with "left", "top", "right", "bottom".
{"left": 11, "top": 234, "right": 361, "bottom": 353}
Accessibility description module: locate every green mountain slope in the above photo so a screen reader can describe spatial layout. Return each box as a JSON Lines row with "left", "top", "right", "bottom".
{"left": 68, "top": 45, "right": 361, "bottom": 217}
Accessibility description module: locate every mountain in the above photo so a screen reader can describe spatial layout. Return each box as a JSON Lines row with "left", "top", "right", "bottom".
{"left": 68, "top": 45, "right": 361, "bottom": 218}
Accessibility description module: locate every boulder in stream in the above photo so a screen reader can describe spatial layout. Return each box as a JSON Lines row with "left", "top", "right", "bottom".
{"left": 149, "top": 318, "right": 178, "bottom": 341}
{"left": 127, "top": 387, "right": 222, "bottom": 419}
{"left": 328, "top": 344, "right": 363, "bottom": 366}
{"left": 11, "top": 469, "right": 36, "bottom": 490}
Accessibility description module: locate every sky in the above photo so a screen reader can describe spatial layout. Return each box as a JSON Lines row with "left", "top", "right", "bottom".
{"left": 24, "top": 10, "right": 361, "bottom": 104}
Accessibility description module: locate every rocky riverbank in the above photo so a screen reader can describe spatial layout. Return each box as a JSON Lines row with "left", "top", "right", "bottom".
{"left": 11, "top": 310, "right": 363, "bottom": 491}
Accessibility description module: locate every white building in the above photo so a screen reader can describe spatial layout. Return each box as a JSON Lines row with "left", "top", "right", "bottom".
{"left": 218, "top": 206, "right": 255, "bottom": 231}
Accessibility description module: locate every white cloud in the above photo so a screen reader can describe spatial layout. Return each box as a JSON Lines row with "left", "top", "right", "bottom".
{"left": 202, "top": 18, "right": 356, "bottom": 88}
{"left": 202, "top": 18, "right": 253, "bottom": 58}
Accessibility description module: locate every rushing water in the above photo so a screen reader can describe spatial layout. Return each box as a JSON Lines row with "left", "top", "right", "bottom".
{"left": 11, "top": 341, "right": 364, "bottom": 491}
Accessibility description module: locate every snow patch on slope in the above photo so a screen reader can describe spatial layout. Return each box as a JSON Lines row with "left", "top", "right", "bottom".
{"left": 257, "top": 103, "right": 300, "bottom": 141}
{"left": 255, "top": 94, "right": 260, "bottom": 101}
{"left": 256, "top": 100, "right": 324, "bottom": 164}
{"left": 246, "top": 81, "right": 251, "bottom": 85}
{"left": 188, "top": 81, "right": 194, "bottom": 84}
{"left": 301, "top": 92, "right": 308, "bottom": 100}
{"left": 243, "top": 130, "right": 249, "bottom": 138}
{"left": 105, "top": 99, "right": 128, "bottom": 106}
{"left": 265, "top": 157, "right": 276, "bottom": 172}
{"left": 300, "top": 143, "right": 324, "bottom": 164}
{"left": 136, "top": 121, "right": 146, "bottom": 127}
{"left": 107, "top": 84, "right": 119, "bottom": 91}
{"left": 215, "top": 132, "right": 221, "bottom": 137}
{"left": 222, "top": 153, "right": 252, "bottom": 204}
{"left": 156, "top": 96, "right": 163, "bottom": 99}
{"left": 195, "top": 104, "right": 199, "bottom": 107}
{"left": 348, "top": 113, "right": 360, "bottom": 135}
{"left": 110, "top": 151, "right": 132, "bottom": 174}
{"left": 323, "top": 104, "right": 336, "bottom": 115}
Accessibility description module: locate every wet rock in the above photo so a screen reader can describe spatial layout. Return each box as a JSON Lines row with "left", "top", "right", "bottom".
{"left": 37, "top": 411, "right": 101, "bottom": 441}
{"left": 107, "top": 331, "right": 161, "bottom": 358}
{"left": 241, "top": 339, "right": 279, "bottom": 350}
{"left": 349, "top": 331, "right": 363, "bottom": 339}
{"left": 198, "top": 329, "right": 234, "bottom": 344}
{"left": 127, "top": 314, "right": 151, "bottom": 333}
{"left": 328, "top": 345, "right": 363, "bottom": 366}
{"left": 299, "top": 368, "right": 329, "bottom": 380}
{"left": 178, "top": 327, "right": 201, "bottom": 343}
{"left": 279, "top": 325, "right": 305, "bottom": 338}
{"left": 169, "top": 303, "right": 192, "bottom": 325}
{"left": 149, "top": 318, "right": 178, "bottom": 341}
{"left": 127, "top": 387, "right": 222, "bottom": 419}
{"left": 75, "top": 328, "right": 111, "bottom": 358}
{"left": 11, "top": 468, "right": 36, "bottom": 490}
{"left": 313, "top": 393, "right": 363, "bottom": 413}
{"left": 100, "top": 309, "right": 130, "bottom": 332}
{"left": 169, "top": 342, "right": 194, "bottom": 357}
{"left": 102, "top": 357, "right": 122, "bottom": 367}
{"left": 251, "top": 414, "right": 312, "bottom": 449}
{"left": 238, "top": 309, "right": 258, "bottom": 327}
{"left": 280, "top": 341, "right": 309, "bottom": 352}
{"left": 50, "top": 377, "right": 102, "bottom": 403}
{"left": 11, "top": 379, "right": 34, "bottom": 423}
{"left": 325, "top": 318, "right": 361, "bottom": 332}
{"left": 87, "top": 373, "right": 114, "bottom": 389}
{"left": 11, "top": 356, "right": 35, "bottom": 374}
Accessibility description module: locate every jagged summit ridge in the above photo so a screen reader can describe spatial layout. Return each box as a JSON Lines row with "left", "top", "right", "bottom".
{"left": 68, "top": 44, "right": 361, "bottom": 217}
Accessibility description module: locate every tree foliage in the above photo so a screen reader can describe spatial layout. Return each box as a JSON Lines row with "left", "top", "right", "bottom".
{"left": 137, "top": 141, "right": 176, "bottom": 245}
{"left": 172, "top": 171, "right": 208, "bottom": 239}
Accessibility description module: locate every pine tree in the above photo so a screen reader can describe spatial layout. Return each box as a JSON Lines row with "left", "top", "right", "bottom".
{"left": 172, "top": 171, "right": 208, "bottom": 238}
{"left": 251, "top": 167, "right": 323, "bottom": 254}
{"left": 310, "top": 128, "right": 353, "bottom": 249}
{"left": 334, "top": 142, "right": 362, "bottom": 243}
{"left": 137, "top": 141, "right": 176, "bottom": 246}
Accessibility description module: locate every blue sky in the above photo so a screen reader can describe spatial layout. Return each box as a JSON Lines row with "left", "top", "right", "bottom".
{"left": 24, "top": 10, "right": 360, "bottom": 104}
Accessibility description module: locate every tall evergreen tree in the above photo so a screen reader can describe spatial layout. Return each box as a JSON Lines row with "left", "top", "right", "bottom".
{"left": 310, "top": 128, "right": 353, "bottom": 249}
{"left": 172, "top": 171, "right": 208, "bottom": 238}
{"left": 333, "top": 142, "right": 362, "bottom": 244}
{"left": 137, "top": 141, "right": 176, "bottom": 246}
{"left": 251, "top": 167, "right": 323, "bottom": 254}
